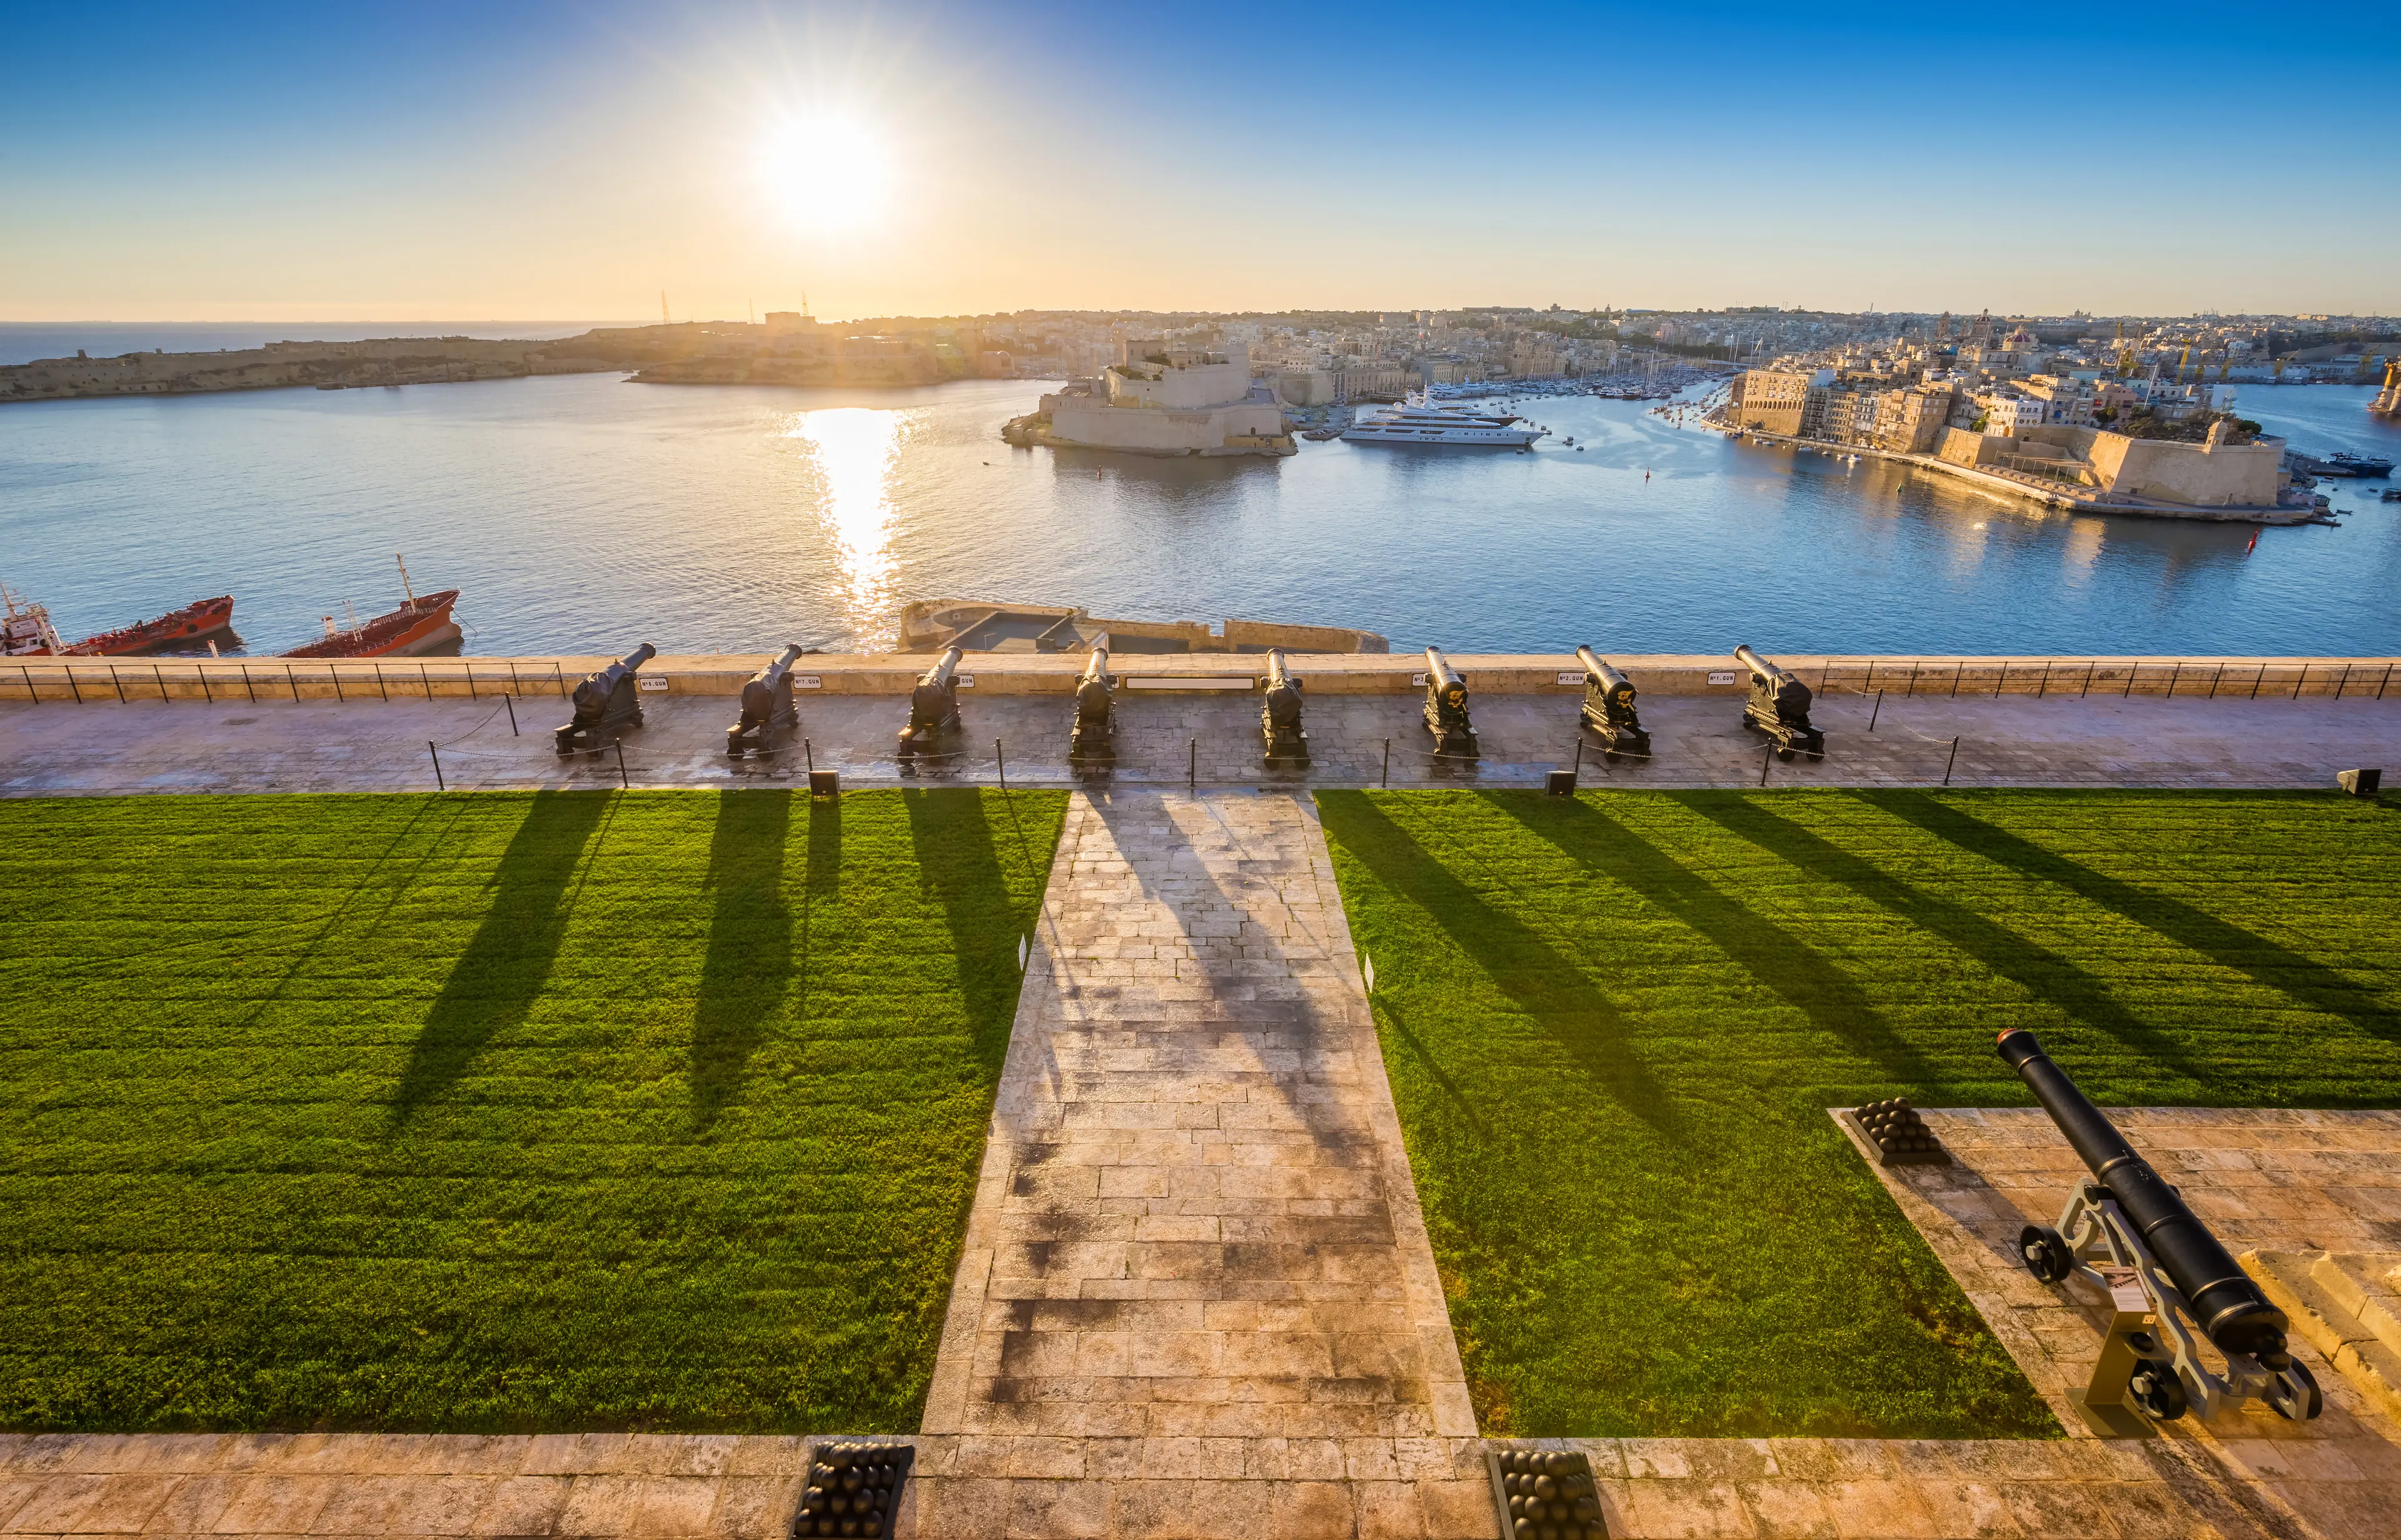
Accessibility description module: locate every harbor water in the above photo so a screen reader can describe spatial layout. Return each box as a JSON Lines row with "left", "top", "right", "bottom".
{"left": 3, "top": 373, "right": 2396, "bottom": 657}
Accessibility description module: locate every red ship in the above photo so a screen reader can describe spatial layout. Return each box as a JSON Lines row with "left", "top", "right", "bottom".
{"left": 281, "top": 557, "right": 461, "bottom": 660}
{"left": 15, "top": 595, "right": 241, "bottom": 653}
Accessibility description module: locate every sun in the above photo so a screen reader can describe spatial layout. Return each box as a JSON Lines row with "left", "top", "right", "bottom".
{"left": 759, "top": 114, "right": 892, "bottom": 234}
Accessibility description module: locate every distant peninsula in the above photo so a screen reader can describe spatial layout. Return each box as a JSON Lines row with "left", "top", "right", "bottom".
{"left": 0, "top": 315, "right": 986, "bottom": 404}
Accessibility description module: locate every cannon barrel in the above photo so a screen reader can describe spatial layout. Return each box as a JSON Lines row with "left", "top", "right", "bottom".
{"left": 1422, "top": 647, "right": 1468, "bottom": 713}
{"left": 739, "top": 643, "right": 805, "bottom": 720}
{"left": 1997, "top": 1028, "right": 2288, "bottom": 1358}
{"left": 920, "top": 646, "right": 964, "bottom": 688}
{"left": 1576, "top": 646, "right": 1636, "bottom": 707}
{"left": 1262, "top": 649, "right": 1304, "bottom": 733}
{"left": 1733, "top": 643, "right": 1787, "bottom": 686}
{"left": 575, "top": 642, "right": 656, "bottom": 710}
{"left": 1075, "top": 648, "right": 1112, "bottom": 723}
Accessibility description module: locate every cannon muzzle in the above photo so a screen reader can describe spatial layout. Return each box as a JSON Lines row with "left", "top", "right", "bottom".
{"left": 920, "top": 646, "right": 964, "bottom": 689}
{"left": 1997, "top": 1028, "right": 2288, "bottom": 1358}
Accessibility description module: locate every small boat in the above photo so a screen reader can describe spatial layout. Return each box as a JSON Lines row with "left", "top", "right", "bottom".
{"left": 3, "top": 586, "right": 236, "bottom": 656}
{"left": 2327, "top": 451, "right": 2393, "bottom": 478}
{"left": 281, "top": 556, "right": 460, "bottom": 660}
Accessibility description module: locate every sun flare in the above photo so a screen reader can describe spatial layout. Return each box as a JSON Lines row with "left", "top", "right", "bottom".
{"left": 759, "top": 114, "right": 892, "bottom": 233}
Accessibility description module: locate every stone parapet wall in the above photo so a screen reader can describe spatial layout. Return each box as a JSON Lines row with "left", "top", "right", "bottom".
{"left": 4, "top": 652, "right": 2396, "bottom": 707}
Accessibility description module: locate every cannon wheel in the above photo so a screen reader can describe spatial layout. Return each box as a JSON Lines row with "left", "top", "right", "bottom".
{"left": 2128, "top": 1364, "right": 2188, "bottom": 1422}
{"left": 2017, "top": 1224, "right": 2074, "bottom": 1284}
{"left": 2268, "top": 1359, "right": 2322, "bottom": 1421}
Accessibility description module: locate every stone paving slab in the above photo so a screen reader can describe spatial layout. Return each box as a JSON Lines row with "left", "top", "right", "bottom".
{"left": 910, "top": 790, "right": 1484, "bottom": 1536}
{"left": 3, "top": 690, "right": 2397, "bottom": 797}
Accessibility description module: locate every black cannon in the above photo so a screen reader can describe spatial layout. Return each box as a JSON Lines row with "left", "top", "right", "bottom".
{"left": 555, "top": 642, "right": 655, "bottom": 754}
{"left": 1999, "top": 1027, "right": 2320, "bottom": 1428}
{"left": 1069, "top": 647, "right": 1114, "bottom": 770}
{"left": 725, "top": 643, "right": 805, "bottom": 757}
{"left": 1261, "top": 648, "right": 1308, "bottom": 766}
{"left": 897, "top": 645, "right": 964, "bottom": 760}
{"left": 1574, "top": 645, "right": 1649, "bottom": 758}
{"left": 1422, "top": 647, "right": 1477, "bottom": 758}
{"left": 1735, "top": 644, "right": 1823, "bottom": 758}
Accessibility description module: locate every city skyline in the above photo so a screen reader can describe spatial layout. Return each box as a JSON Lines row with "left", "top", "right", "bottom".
{"left": 5, "top": 1, "right": 2396, "bottom": 323}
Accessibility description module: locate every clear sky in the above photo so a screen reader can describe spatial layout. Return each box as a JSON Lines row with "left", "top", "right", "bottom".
{"left": 4, "top": 1, "right": 2395, "bottom": 322}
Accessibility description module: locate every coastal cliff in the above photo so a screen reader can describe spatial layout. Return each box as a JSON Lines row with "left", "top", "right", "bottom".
{"left": 0, "top": 321, "right": 967, "bottom": 404}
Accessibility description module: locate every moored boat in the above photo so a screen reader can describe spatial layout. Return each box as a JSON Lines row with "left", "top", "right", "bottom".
{"left": 282, "top": 588, "right": 461, "bottom": 659}
{"left": 63, "top": 595, "right": 238, "bottom": 655}
{"left": 283, "top": 557, "right": 461, "bottom": 659}
{"left": 2, "top": 587, "right": 235, "bottom": 656}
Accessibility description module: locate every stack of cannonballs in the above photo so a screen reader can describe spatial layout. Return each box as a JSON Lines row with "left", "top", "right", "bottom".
{"left": 1850, "top": 1098, "right": 1950, "bottom": 1166}
{"left": 790, "top": 1443, "right": 912, "bottom": 1539}
{"left": 1488, "top": 1447, "right": 1605, "bottom": 1539}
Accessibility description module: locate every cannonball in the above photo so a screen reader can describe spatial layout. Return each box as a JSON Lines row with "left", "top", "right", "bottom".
{"left": 1514, "top": 1519, "right": 1538, "bottom": 1540}
{"left": 1546, "top": 1451, "right": 1576, "bottom": 1477}
{"left": 1534, "top": 1474, "right": 1558, "bottom": 1499}
{"left": 1509, "top": 1494, "right": 1528, "bottom": 1517}
{"left": 1576, "top": 1496, "right": 1600, "bottom": 1520}
{"left": 804, "top": 1486, "right": 825, "bottom": 1507}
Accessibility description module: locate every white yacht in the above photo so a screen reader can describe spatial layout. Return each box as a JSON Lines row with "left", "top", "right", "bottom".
{"left": 1340, "top": 391, "right": 1546, "bottom": 448}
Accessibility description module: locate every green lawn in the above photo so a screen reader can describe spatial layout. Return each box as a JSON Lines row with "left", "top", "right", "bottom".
{"left": 1318, "top": 788, "right": 2401, "bottom": 1440}
{"left": 0, "top": 788, "right": 1065, "bottom": 1433}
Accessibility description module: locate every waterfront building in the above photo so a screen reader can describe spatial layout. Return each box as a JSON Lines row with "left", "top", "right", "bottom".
{"left": 1005, "top": 341, "right": 1294, "bottom": 458}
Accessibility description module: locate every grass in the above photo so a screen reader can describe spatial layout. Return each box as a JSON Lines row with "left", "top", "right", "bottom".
{"left": 1317, "top": 788, "right": 2401, "bottom": 1440}
{"left": 0, "top": 788, "right": 1066, "bottom": 1434}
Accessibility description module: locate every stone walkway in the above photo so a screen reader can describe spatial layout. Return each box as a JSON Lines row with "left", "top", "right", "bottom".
{"left": 910, "top": 790, "right": 1488, "bottom": 1537}
{"left": 4, "top": 692, "right": 2397, "bottom": 797}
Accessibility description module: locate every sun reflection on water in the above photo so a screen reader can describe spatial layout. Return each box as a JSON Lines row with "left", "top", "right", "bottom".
{"left": 791, "top": 407, "right": 904, "bottom": 645}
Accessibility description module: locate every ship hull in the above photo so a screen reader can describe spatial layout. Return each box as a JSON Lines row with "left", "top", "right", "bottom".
{"left": 281, "top": 590, "right": 461, "bottom": 660}
{"left": 59, "top": 595, "right": 238, "bottom": 656}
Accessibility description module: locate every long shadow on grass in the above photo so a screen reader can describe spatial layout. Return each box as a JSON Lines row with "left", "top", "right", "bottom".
{"left": 1870, "top": 792, "right": 2398, "bottom": 1049}
{"left": 1675, "top": 793, "right": 2207, "bottom": 1081}
{"left": 1490, "top": 794, "right": 1933, "bottom": 1085}
{"left": 390, "top": 791, "right": 613, "bottom": 1120}
{"left": 798, "top": 792, "right": 842, "bottom": 1022}
{"left": 903, "top": 789, "right": 1029, "bottom": 1072}
{"left": 1322, "top": 794, "right": 1677, "bottom": 1132}
{"left": 690, "top": 790, "right": 792, "bottom": 1129}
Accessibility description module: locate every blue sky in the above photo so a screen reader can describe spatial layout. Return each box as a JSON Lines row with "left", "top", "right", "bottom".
{"left": 3, "top": 1, "right": 2394, "bottom": 320}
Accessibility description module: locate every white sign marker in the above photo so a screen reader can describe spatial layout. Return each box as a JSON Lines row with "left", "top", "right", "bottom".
{"left": 1557, "top": 672, "right": 1585, "bottom": 686}
{"left": 638, "top": 677, "right": 668, "bottom": 692}
{"left": 1708, "top": 670, "right": 1738, "bottom": 686}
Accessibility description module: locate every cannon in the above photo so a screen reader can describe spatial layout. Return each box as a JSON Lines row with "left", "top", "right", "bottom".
{"left": 725, "top": 643, "right": 805, "bottom": 757}
{"left": 554, "top": 642, "right": 655, "bottom": 754}
{"left": 1422, "top": 647, "right": 1477, "bottom": 758}
{"left": 1574, "top": 646, "right": 1649, "bottom": 758}
{"left": 897, "top": 646, "right": 964, "bottom": 760}
{"left": 1261, "top": 648, "right": 1308, "bottom": 766}
{"left": 1069, "top": 647, "right": 1114, "bottom": 770}
{"left": 1734, "top": 644, "right": 1823, "bottom": 758}
{"left": 1998, "top": 1027, "right": 2320, "bottom": 1429}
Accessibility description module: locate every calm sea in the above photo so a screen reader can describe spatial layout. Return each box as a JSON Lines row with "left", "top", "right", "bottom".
{"left": 2, "top": 372, "right": 2395, "bottom": 657}
{"left": 0, "top": 322, "right": 630, "bottom": 368}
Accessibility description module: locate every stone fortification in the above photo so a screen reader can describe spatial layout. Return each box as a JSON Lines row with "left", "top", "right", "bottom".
{"left": 9, "top": 651, "right": 2391, "bottom": 705}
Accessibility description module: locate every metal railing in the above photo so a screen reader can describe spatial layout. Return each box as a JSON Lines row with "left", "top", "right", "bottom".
{"left": 7, "top": 658, "right": 571, "bottom": 705}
